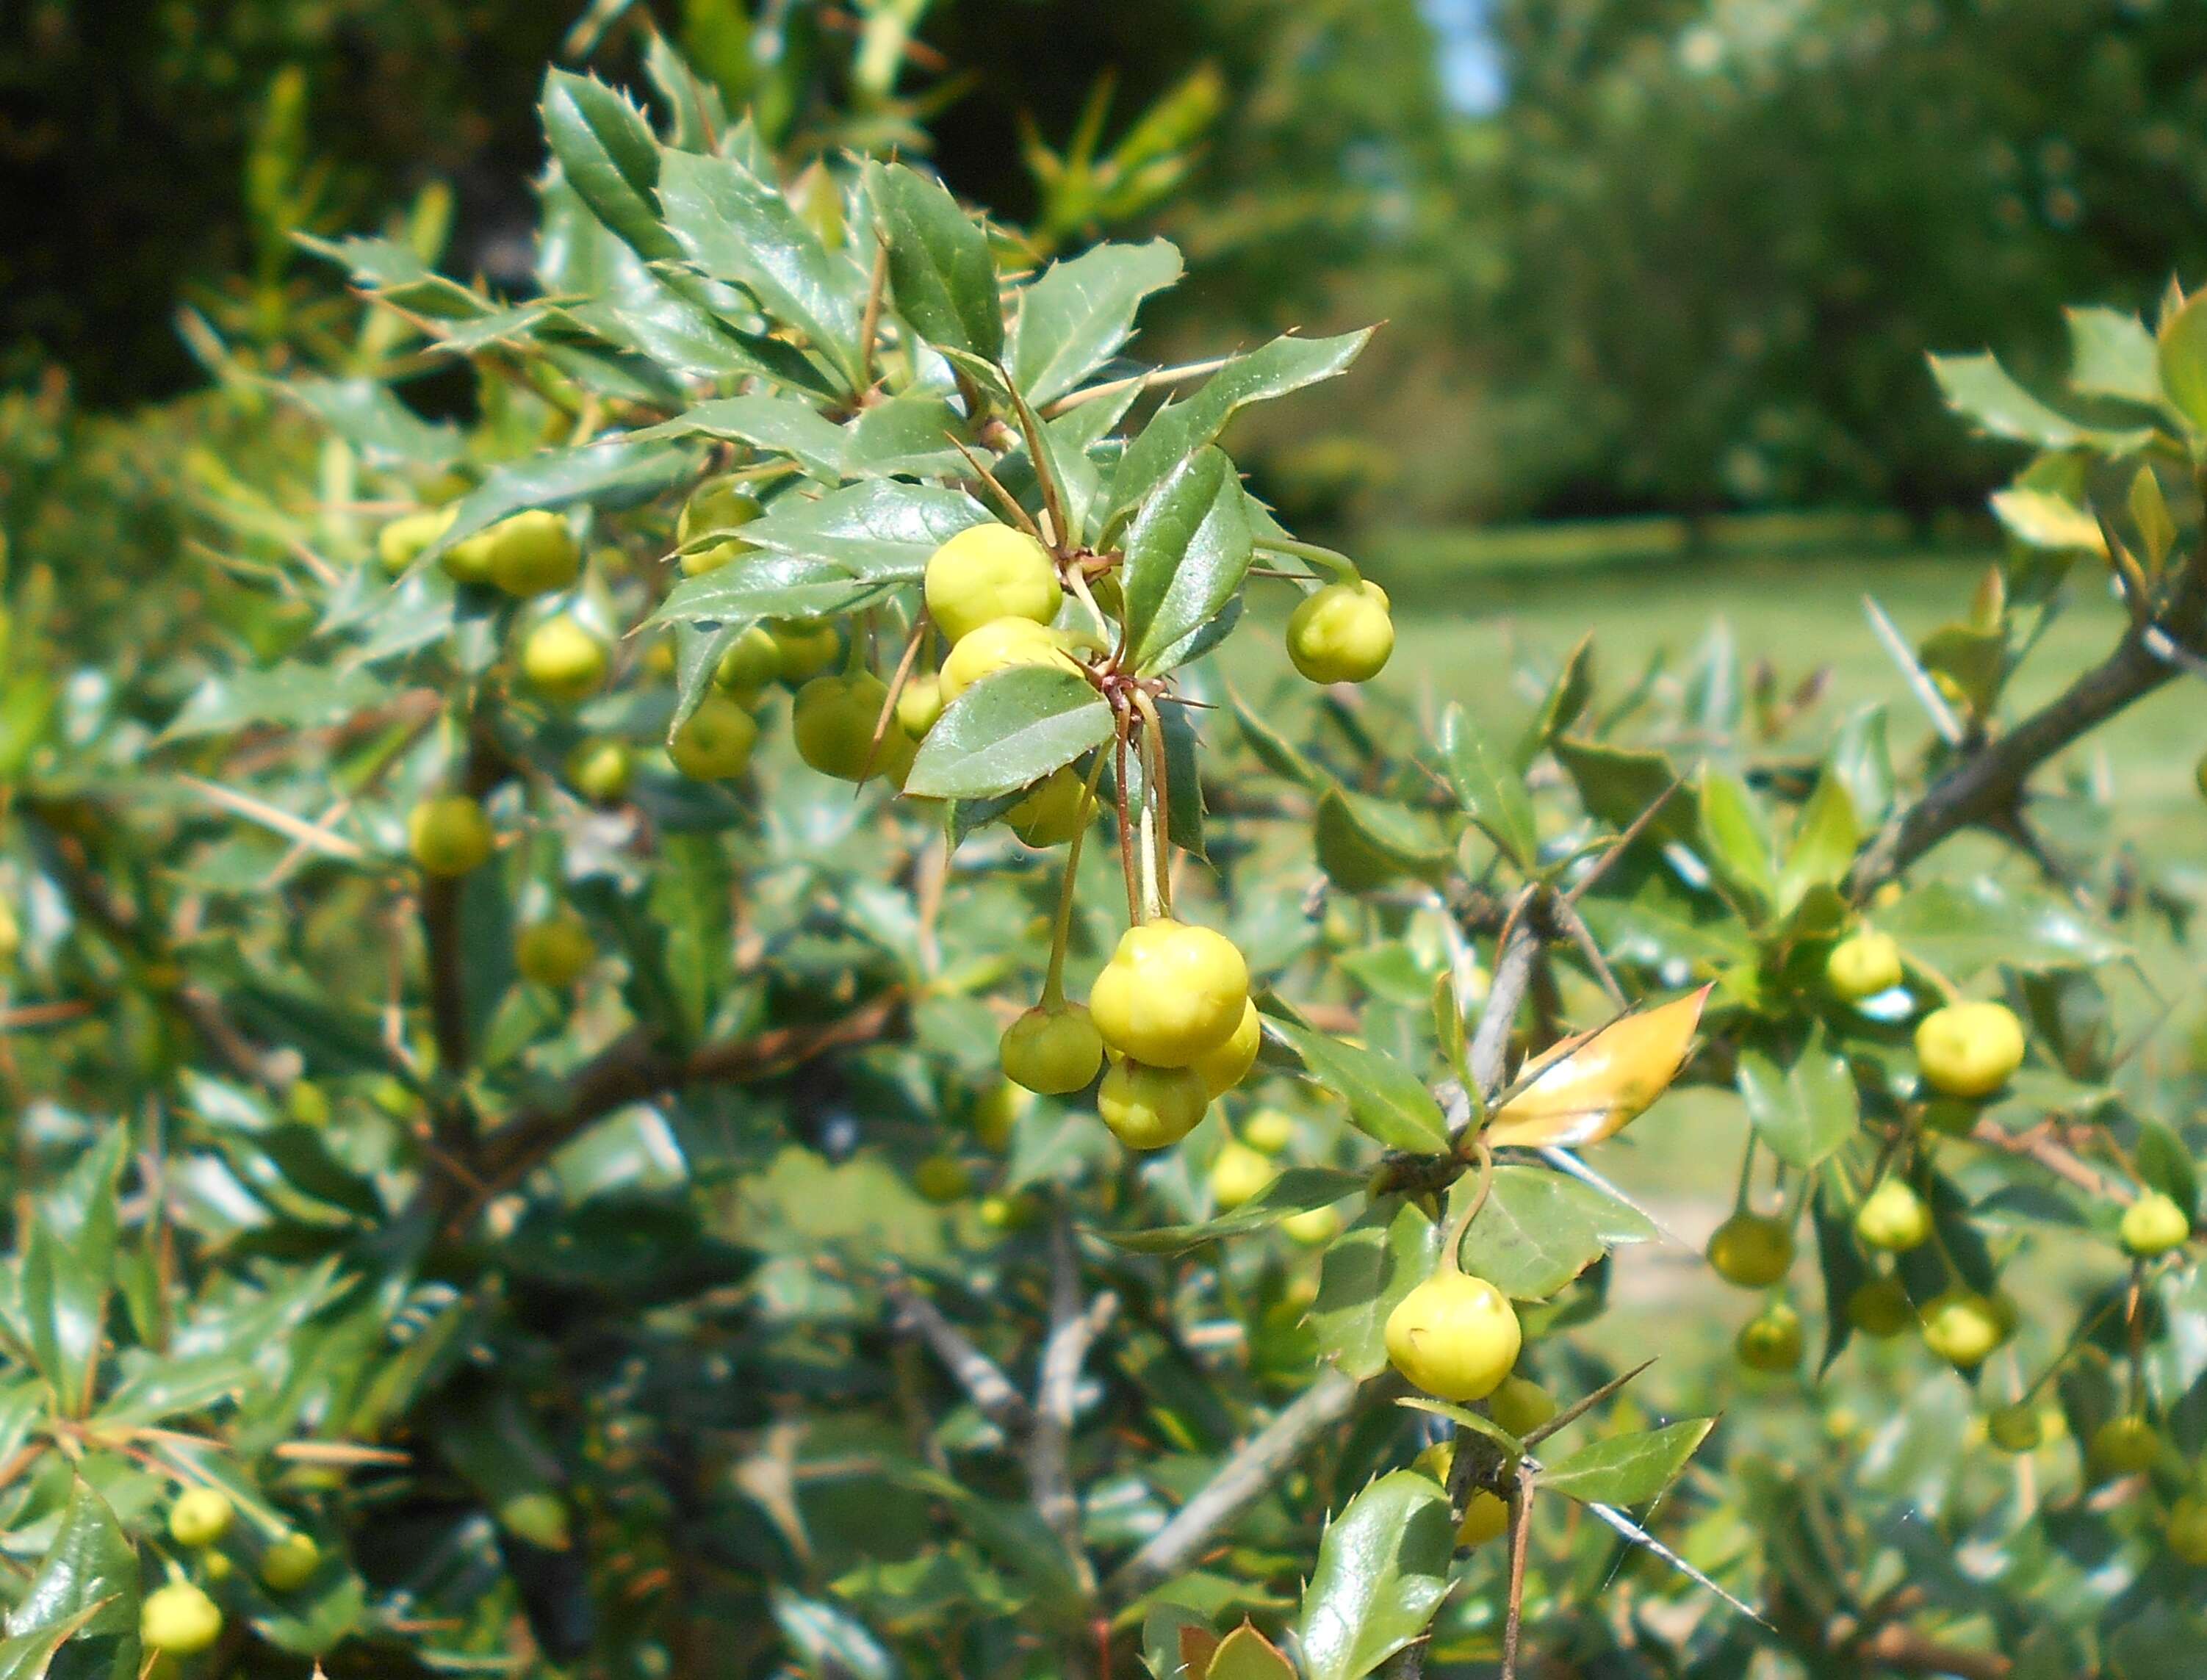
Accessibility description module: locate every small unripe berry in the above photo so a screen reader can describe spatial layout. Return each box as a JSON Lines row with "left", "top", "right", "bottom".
{"left": 896, "top": 674, "right": 945, "bottom": 738}
{"left": 1007, "top": 768, "right": 1093, "bottom": 847}
{"left": 1190, "top": 999, "right": 1262, "bottom": 1099}
{"left": 377, "top": 507, "right": 455, "bottom": 574}
{"left": 516, "top": 914, "right": 594, "bottom": 989}
{"left": 2120, "top": 1190, "right": 2192, "bottom": 1257}
{"left": 677, "top": 477, "right": 763, "bottom": 576}
{"left": 793, "top": 672, "right": 908, "bottom": 782}
{"left": 1457, "top": 1489, "right": 1511, "bottom": 1548}
{"left": 1209, "top": 1140, "right": 1276, "bottom": 1211}
{"left": 1918, "top": 1289, "right": 2004, "bottom": 1368}
{"left": 1097, "top": 1060, "right": 1208, "bottom": 1151}
{"left": 1286, "top": 579, "right": 1394, "bottom": 685}
{"left": 260, "top": 1531, "right": 322, "bottom": 1591}
{"left": 1854, "top": 1179, "right": 1932, "bottom": 1252}
{"left": 913, "top": 1154, "right": 971, "bottom": 1203}
{"left": 1000, "top": 1004, "right": 1104, "bottom": 1095}
{"left": 168, "top": 1486, "right": 235, "bottom": 1549}
{"left": 1088, "top": 920, "right": 1250, "bottom": 1069}
{"left": 521, "top": 615, "right": 608, "bottom": 702}
{"left": 1826, "top": 931, "right": 1903, "bottom": 1001}
{"left": 439, "top": 526, "right": 500, "bottom": 585}
{"left": 1845, "top": 1277, "right": 1913, "bottom": 1338}
{"left": 2087, "top": 1416, "right": 2161, "bottom": 1478}
{"left": 1735, "top": 1302, "right": 1804, "bottom": 1371}
{"left": 1914, "top": 1001, "right": 2026, "bottom": 1099}
{"left": 566, "top": 740, "right": 634, "bottom": 804}
{"left": 486, "top": 511, "right": 580, "bottom": 598}
{"left": 924, "top": 524, "right": 1062, "bottom": 644}
{"left": 1488, "top": 1375, "right": 1558, "bottom": 1438}
{"left": 1705, "top": 1211, "right": 1794, "bottom": 1288}
{"left": 1243, "top": 1108, "right": 1297, "bottom": 1155}
{"left": 2167, "top": 1495, "right": 2207, "bottom": 1565}
{"left": 407, "top": 795, "right": 494, "bottom": 877}
{"left": 768, "top": 619, "right": 840, "bottom": 684}
{"left": 141, "top": 1582, "right": 223, "bottom": 1655}
{"left": 968, "top": 1081, "right": 1029, "bottom": 1151}
{"left": 1985, "top": 1402, "right": 2043, "bottom": 1454}
{"left": 938, "top": 616, "right": 1075, "bottom": 702}
{"left": 1384, "top": 1269, "right": 1522, "bottom": 1401}
{"left": 979, "top": 1191, "right": 1040, "bottom": 1232}
{"left": 714, "top": 625, "right": 781, "bottom": 696}
{"left": 669, "top": 695, "right": 758, "bottom": 781}
{"left": 1282, "top": 1205, "right": 1342, "bottom": 1246}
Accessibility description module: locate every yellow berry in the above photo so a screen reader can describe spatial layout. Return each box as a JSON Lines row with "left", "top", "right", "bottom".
{"left": 1007, "top": 767, "right": 1094, "bottom": 847}
{"left": 677, "top": 476, "right": 763, "bottom": 575}
{"left": 1986, "top": 1402, "right": 2043, "bottom": 1454}
{"left": 516, "top": 914, "right": 595, "bottom": 989}
{"left": 938, "top": 616, "right": 1076, "bottom": 702}
{"left": 1854, "top": 1179, "right": 1932, "bottom": 1252}
{"left": 1088, "top": 919, "right": 1250, "bottom": 1069}
{"left": 714, "top": 625, "right": 781, "bottom": 696}
{"left": 407, "top": 795, "right": 494, "bottom": 878}
{"left": 979, "top": 1191, "right": 1039, "bottom": 1232}
{"left": 669, "top": 693, "right": 759, "bottom": 781}
{"left": 768, "top": 619, "right": 840, "bottom": 684}
{"left": 260, "top": 1531, "right": 322, "bottom": 1591}
{"left": 520, "top": 614, "right": 608, "bottom": 702}
{"left": 1384, "top": 1269, "right": 1522, "bottom": 1401}
{"left": 1456, "top": 1488, "right": 1511, "bottom": 1548}
{"left": 440, "top": 525, "right": 500, "bottom": 585}
{"left": 1191, "top": 999, "right": 1261, "bottom": 1098}
{"left": 1488, "top": 1375, "right": 1558, "bottom": 1438}
{"left": 1286, "top": 580, "right": 1394, "bottom": 685}
{"left": 925, "top": 524, "right": 1062, "bottom": 644}
{"left": 1705, "top": 1211, "right": 1793, "bottom": 1288}
{"left": 1282, "top": 1205, "right": 1342, "bottom": 1246}
{"left": 2167, "top": 1495, "right": 2207, "bottom": 1564}
{"left": 793, "top": 672, "right": 902, "bottom": 782}
{"left": 141, "top": 1582, "right": 223, "bottom": 1655}
{"left": 1918, "top": 1289, "right": 2005, "bottom": 1368}
{"left": 566, "top": 740, "right": 634, "bottom": 804}
{"left": 486, "top": 511, "right": 580, "bottom": 598}
{"left": 913, "top": 1154, "right": 971, "bottom": 1203}
{"left": 1000, "top": 1004, "right": 1104, "bottom": 1095}
{"left": 1209, "top": 1141, "right": 1276, "bottom": 1211}
{"left": 2088, "top": 1416, "right": 2160, "bottom": 1478}
{"left": 1845, "top": 1277, "right": 1912, "bottom": 1338}
{"left": 377, "top": 507, "right": 455, "bottom": 574}
{"left": 1097, "top": 1060, "right": 1208, "bottom": 1151}
{"left": 1735, "top": 1302, "right": 1804, "bottom": 1371}
{"left": 1826, "top": 931, "right": 1903, "bottom": 1001}
{"left": 1914, "top": 1001, "right": 2026, "bottom": 1099}
{"left": 168, "top": 1487, "right": 235, "bottom": 1549}
{"left": 2120, "top": 1191, "right": 2192, "bottom": 1257}
{"left": 896, "top": 673, "right": 946, "bottom": 738}
{"left": 969, "top": 1080, "right": 1029, "bottom": 1151}
{"left": 1243, "top": 1108, "right": 1297, "bottom": 1155}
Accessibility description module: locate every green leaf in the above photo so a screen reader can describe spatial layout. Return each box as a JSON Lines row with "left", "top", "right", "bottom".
{"left": 21, "top": 1129, "right": 126, "bottom": 1417}
{"left": 1314, "top": 789, "right": 1450, "bottom": 892}
{"left": 1296, "top": 1470, "right": 1454, "bottom": 1680}
{"left": 1102, "top": 1168, "right": 1365, "bottom": 1255}
{"left": 1440, "top": 704, "right": 1537, "bottom": 870}
{"left": 1122, "top": 447, "right": 1252, "bottom": 674}
{"left": 1311, "top": 1200, "right": 1441, "bottom": 1378}
{"left": 1514, "top": 633, "right": 1594, "bottom": 769}
{"left": 1104, "top": 332, "right": 1372, "bottom": 538}
{"left": 650, "top": 554, "right": 885, "bottom": 629}
{"left": 771, "top": 1587, "right": 897, "bottom": 1680}
{"left": 2160, "top": 292, "right": 2207, "bottom": 434}
{"left": 1694, "top": 767, "right": 1776, "bottom": 922}
{"left": 4, "top": 1479, "right": 140, "bottom": 1680}
{"left": 1266, "top": 1020, "right": 1450, "bottom": 1153}
{"left": 1552, "top": 738, "right": 1696, "bottom": 843}
{"left": 734, "top": 481, "right": 993, "bottom": 581}
{"left": 541, "top": 70, "right": 680, "bottom": 262}
{"left": 162, "top": 663, "right": 383, "bottom": 743}
{"left": 1776, "top": 770, "right": 1859, "bottom": 915}
{"left": 1204, "top": 1623, "right": 1297, "bottom": 1680}
{"left": 1929, "top": 351, "right": 2153, "bottom": 453}
{"left": 1538, "top": 1419, "right": 1712, "bottom": 1506}
{"left": 1008, "top": 239, "right": 1184, "bottom": 407}
{"left": 2134, "top": 1120, "right": 2198, "bottom": 1217}
{"left": 1879, "top": 878, "right": 2122, "bottom": 976}
{"left": 1990, "top": 488, "right": 2106, "bottom": 553}
{"left": 865, "top": 162, "right": 1001, "bottom": 360}
{"left": 282, "top": 377, "right": 460, "bottom": 466}
{"left": 1735, "top": 1027, "right": 1858, "bottom": 1170}
{"left": 1453, "top": 1166, "right": 1656, "bottom": 1299}
{"left": 1828, "top": 704, "right": 1893, "bottom": 829}
{"left": 2066, "top": 305, "right": 2161, "bottom": 406}
{"left": 423, "top": 441, "right": 696, "bottom": 567}
{"left": 1810, "top": 1174, "right": 1870, "bottom": 1374}
{"left": 1229, "top": 690, "right": 1324, "bottom": 789}
{"left": 633, "top": 395, "right": 854, "bottom": 482}
{"left": 904, "top": 666, "right": 1113, "bottom": 801}
{"left": 658, "top": 148, "right": 866, "bottom": 392}
{"left": 0, "top": 1611, "right": 101, "bottom": 1680}
{"left": 840, "top": 393, "right": 973, "bottom": 481}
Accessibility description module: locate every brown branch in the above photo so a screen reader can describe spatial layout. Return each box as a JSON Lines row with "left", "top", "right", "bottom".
{"left": 1969, "top": 1117, "right": 2134, "bottom": 1205}
{"left": 1029, "top": 1209, "right": 1115, "bottom": 1593}
{"left": 885, "top": 1276, "right": 1033, "bottom": 1432}
{"left": 420, "top": 876, "right": 471, "bottom": 1079}
{"left": 1854, "top": 1625, "right": 2011, "bottom": 1680}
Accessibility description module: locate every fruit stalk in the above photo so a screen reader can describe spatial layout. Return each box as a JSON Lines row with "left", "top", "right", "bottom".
{"left": 1040, "top": 752, "right": 1111, "bottom": 1009}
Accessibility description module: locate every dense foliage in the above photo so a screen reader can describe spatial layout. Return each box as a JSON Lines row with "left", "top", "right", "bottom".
{"left": 4, "top": 14, "right": 2207, "bottom": 1680}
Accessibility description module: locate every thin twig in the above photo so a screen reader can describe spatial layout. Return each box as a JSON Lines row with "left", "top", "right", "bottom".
{"left": 1029, "top": 1208, "right": 1115, "bottom": 1591}
{"left": 885, "top": 1276, "right": 1033, "bottom": 1432}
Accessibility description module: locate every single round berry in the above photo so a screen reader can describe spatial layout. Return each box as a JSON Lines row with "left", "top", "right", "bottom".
{"left": 377, "top": 507, "right": 454, "bottom": 574}
{"left": 1985, "top": 1402, "right": 2043, "bottom": 1454}
{"left": 913, "top": 1154, "right": 971, "bottom": 1203}
{"left": 1845, "top": 1277, "right": 1913, "bottom": 1338}
{"left": 2167, "top": 1495, "right": 2207, "bottom": 1565}
{"left": 2088, "top": 1416, "right": 2161, "bottom": 1478}
{"left": 516, "top": 914, "right": 595, "bottom": 989}
{"left": 2120, "top": 1190, "right": 2192, "bottom": 1257}
{"left": 260, "top": 1531, "right": 322, "bottom": 1591}
{"left": 1242, "top": 1108, "right": 1297, "bottom": 1155}
{"left": 1209, "top": 1140, "right": 1276, "bottom": 1211}
{"left": 1282, "top": 1205, "right": 1342, "bottom": 1247}
{"left": 938, "top": 616, "right": 1075, "bottom": 702}
{"left": 1088, "top": 919, "right": 1251, "bottom": 1069}
{"left": 439, "top": 525, "right": 500, "bottom": 585}
{"left": 1097, "top": 1060, "right": 1209, "bottom": 1151}
{"left": 1286, "top": 579, "right": 1394, "bottom": 685}
{"left": 669, "top": 694, "right": 759, "bottom": 781}
{"left": 1918, "top": 1289, "right": 2005, "bottom": 1368}
{"left": 1384, "top": 1270, "right": 1522, "bottom": 1401}
{"left": 793, "top": 672, "right": 912, "bottom": 783}
{"left": 1456, "top": 1489, "right": 1511, "bottom": 1549}
{"left": 566, "top": 740, "right": 634, "bottom": 804}
{"left": 1007, "top": 768, "right": 1093, "bottom": 847}
{"left": 968, "top": 1081, "right": 1028, "bottom": 1151}
{"left": 924, "top": 524, "right": 1062, "bottom": 644}
{"left": 285, "top": 1081, "right": 331, "bottom": 1128}
{"left": 1488, "top": 1375, "right": 1558, "bottom": 1438}
{"left": 1705, "top": 1211, "right": 1795, "bottom": 1288}
{"left": 1735, "top": 1303, "right": 1804, "bottom": 1371}
{"left": 407, "top": 795, "right": 494, "bottom": 878}
{"left": 714, "top": 625, "right": 781, "bottom": 697}
{"left": 979, "top": 1191, "right": 1040, "bottom": 1232}
{"left": 677, "top": 476, "right": 763, "bottom": 576}
{"left": 1826, "top": 931, "right": 1903, "bottom": 1001}
{"left": 521, "top": 614, "right": 608, "bottom": 703}
{"left": 768, "top": 619, "right": 841, "bottom": 684}
{"left": 1191, "top": 999, "right": 1262, "bottom": 1099}
{"left": 141, "top": 1582, "right": 223, "bottom": 1655}
{"left": 1855, "top": 1178, "right": 1933, "bottom": 1253}
{"left": 896, "top": 673, "right": 945, "bottom": 738}
{"left": 168, "top": 1486, "right": 235, "bottom": 1549}
{"left": 486, "top": 511, "right": 580, "bottom": 598}
{"left": 1000, "top": 1004, "right": 1104, "bottom": 1095}
{"left": 1915, "top": 1001, "right": 2026, "bottom": 1099}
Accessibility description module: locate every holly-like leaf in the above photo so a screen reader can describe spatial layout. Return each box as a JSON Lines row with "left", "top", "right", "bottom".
{"left": 2066, "top": 305, "right": 2161, "bottom": 406}
{"left": 1314, "top": 789, "right": 1450, "bottom": 891}
{"left": 1296, "top": 1471, "right": 1454, "bottom": 1680}
{"left": 633, "top": 394, "right": 855, "bottom": 482}
{"left": 1452, "top": 1166, "right": 1656, "bottom": 1299}
{"left": 21, "top": 1128, "right": 126, "bottom": 1418}
{"left": 733, "top": 481, "right": 993, "bottom": 581}
{"left": 284, "top": 377, "right": 461, "bottom": 466}
{"left": 422, "top": 441, "right": 696, "bottom": 568}
{"left": 904, "top": 666, "right": 1112, "bottom": 801}
{"left": 1880, "top": 878, "right": 2123, "bottom": 976}
{"left": 541, "top": 70, "right": 680, "bottom": 262}
{"left": 649, "top": 554, "right": 885, "bottom": 629}
{"left": 1776, "top": 771, "right": 1859, "bottom": 915}
{"left": 1735, "top": 1028, "right": 1858, "bottom": 1170}
{"left": 4, "top": 1479, "right": 140, "bottom": 1680}
{"left": 1008, "top": 239, "right": 1184, "bottom": 407}
{"left": 1204, "top": 1623, "right": 1297, "bottom": 1680}
{"left": 1484, "top": 987, "right": 1710, "bottom": 1150}
{"left": 1695, "top": 767, "right": 1776, "bottom": 923}
{"left": 1311, "top": 1201, "right": 1441, "bottom": 1378}
{"left": 1102, "top": 1168, "right": 1365, "bottom": 1255}
{"left": 1538, "top": 1419, "right": 1713, "bottom": 1507}
{"left": 866, "top": 162, "right": 1001, "bottom": 360}
{"left": 1266, "top": 1020, "right": 1450, "bottom": 1153}
{"left": 1122, "top": 447, "right": 1252, "bottom": 674}
{"left": 1929, "top": 351, "right": 2153, "bottom": 453}
{"left": 2159, "top": 292, "right": 2207, "bottom": 435}
{"left": 1440, "top": 703, "right": 1537, "bottom": 871}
